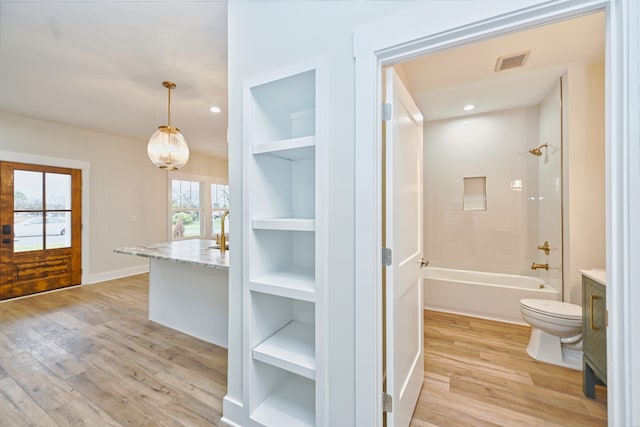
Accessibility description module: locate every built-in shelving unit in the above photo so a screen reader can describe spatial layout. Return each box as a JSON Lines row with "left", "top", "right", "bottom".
{"left": 241, "top": 60, "right": 325, "bottom": 426}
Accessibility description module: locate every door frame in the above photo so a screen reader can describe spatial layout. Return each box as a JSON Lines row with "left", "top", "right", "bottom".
{"left": 353, "top": 1, "right": 639, "bottom": 426}
{"left": 0, "top": 150, "right": 90, "bottom": 286}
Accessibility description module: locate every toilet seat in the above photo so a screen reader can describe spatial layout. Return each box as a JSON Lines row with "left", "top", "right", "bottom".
{"left": 520, "top": 299, "right": 581, "bottom": 321}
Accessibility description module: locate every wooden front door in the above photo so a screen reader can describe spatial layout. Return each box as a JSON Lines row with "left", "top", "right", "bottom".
{"left": 0, "top": 162, "right": 82, "bottom": 300}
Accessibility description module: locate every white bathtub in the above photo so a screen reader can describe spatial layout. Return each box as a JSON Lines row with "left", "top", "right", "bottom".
{"left": 423, "top": 267, "right": 560, "bottom": 325}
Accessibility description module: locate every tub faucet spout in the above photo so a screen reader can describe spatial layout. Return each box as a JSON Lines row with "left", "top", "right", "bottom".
{"left": 531, "top": 262, "right": 549, "bottom": 270}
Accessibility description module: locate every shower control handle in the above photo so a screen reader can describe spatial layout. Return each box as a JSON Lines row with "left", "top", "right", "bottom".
{"left": 420, "top": 258, "right": 429, "bottom": 268}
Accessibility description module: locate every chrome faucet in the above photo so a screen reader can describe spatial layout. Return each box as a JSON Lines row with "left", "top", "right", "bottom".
{"left": 531, "top": 262, "right": 549, "bottom": 270}
{"left": 219, "top": 209, "right": 229, "bottom": 254}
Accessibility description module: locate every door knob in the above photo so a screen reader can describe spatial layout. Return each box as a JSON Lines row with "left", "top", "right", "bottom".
{"left": 420, "top": 258, "right": 429, "bottom": 268}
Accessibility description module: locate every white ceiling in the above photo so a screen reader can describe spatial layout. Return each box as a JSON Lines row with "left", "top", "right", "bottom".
{"left": 0, "top": 5, "right": 603, "bottom": 159}
{"left": 400, "top": 11, "right": 605, "bottom": 121}
{"left": 0, "top": 1, "right": 228, "bottom": 158}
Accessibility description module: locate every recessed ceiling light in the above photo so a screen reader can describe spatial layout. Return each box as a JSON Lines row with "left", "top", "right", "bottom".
{"left": 463, "top": 104, "right": 475, "bottom": 111}
{"left": 209, "top": 106, "right": 222, "bottom": 114}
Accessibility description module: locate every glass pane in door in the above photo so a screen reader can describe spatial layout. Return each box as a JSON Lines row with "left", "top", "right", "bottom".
{"left": 14, "top": 170, "right": 43, "bottom": 210}
{"left": 14, "top": 212, "right": 44, "bottom": 252}
{"left": 45, "top": 212, "right": 71, "bottom": 249}
{"left": 45, "top": 173, "right": 71, "bottom": 210}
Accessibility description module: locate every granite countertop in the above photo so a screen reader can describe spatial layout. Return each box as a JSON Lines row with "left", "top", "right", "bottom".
{"left": 114, "top": 239, "right": 229, "bottom": 270}
{"left": 580, "top": 268, "right": 606, "bottom": 286}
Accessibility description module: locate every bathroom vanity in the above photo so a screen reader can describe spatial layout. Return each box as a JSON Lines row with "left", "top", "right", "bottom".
{"left": 580, "top": 269, "right": 607, "bottom": 398}
{"left": 114, "top": 239, "right": 229, "bottom": 347}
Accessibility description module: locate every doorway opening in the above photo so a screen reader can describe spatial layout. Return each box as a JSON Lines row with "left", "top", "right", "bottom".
{"left": 380, "top": 10, "right": 606, "bottom": 427}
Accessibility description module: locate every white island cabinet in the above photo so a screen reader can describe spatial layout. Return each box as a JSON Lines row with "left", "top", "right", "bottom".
{"left": 114, "top": 239, "right": 229, "bottom": 347}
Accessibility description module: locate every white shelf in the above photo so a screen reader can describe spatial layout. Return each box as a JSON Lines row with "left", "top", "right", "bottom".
{"left": 251, "top": 268, "right": 315, "bottom": 302}
{"left": 253, "top": 135, "right": 315, "bottom": 160}
{"left": 251, "top": 374, "right": 315, "bottom": 427}
{"left": 253, "top": 321, "right": 315, "bottom": 379}
{"left": 252, "top": 218, "right": 315, "bottom": 231}
{"left": 239, "top": 60, "right": 324, "bottom": 427}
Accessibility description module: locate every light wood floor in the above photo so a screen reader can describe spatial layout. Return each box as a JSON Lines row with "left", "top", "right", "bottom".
{"left": 414, "top": 310, "right": 607, "bottom": 426}
{"left": 0, "top": 274, "right": 227, "bottom": 426}
{"left": 0, "top": 274, "right": 606, "bottom": 426}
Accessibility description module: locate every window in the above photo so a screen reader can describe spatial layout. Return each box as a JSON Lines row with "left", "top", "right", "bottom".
{"left": 171, "top": 179, "right": 201, "bottom": 238}
{"left": 211, "top": 183, "right": 230, "bottom": 237}
{"left": 169, "top": 175, "right": 228, "bottom": 241}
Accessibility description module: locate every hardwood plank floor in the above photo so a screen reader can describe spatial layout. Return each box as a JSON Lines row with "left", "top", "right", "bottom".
{"left": 412, "top": 310, "right": 607, "bottom": 426}
{"left": 0, "top": 275, "right": 606, "bottom": 426}
{"left": 0, "top": 274, "right": 226, "bottom": 426}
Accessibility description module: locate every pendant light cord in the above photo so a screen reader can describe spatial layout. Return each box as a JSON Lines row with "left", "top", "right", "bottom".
{"left": 167, "top": 84, "right": 172, "bottom": 128}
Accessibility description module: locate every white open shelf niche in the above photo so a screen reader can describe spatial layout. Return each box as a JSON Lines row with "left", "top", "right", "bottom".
{"left": 242, "top": 59, "right": 326, "bottom": 427}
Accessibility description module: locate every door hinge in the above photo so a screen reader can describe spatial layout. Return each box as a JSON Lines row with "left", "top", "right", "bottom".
{"left": 383, "top": 392, "right": 393, "bottom": 413}
{"left": 382, "top": 247, "right": 392, "bottom": 266}
{"left": 382, "top": 102, "right": 392, "bottom": 121}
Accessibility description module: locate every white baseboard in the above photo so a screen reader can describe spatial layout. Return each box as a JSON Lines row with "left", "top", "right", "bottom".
{"left": 84, "top": 264, "right": 149, "bottom": 285}
{"left": 221, "top": 396, "right": 244, "bottom": 427}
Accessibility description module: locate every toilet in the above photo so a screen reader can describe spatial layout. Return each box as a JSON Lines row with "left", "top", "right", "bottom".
{"left": 519, "top": 298, "right": 583, "bottom": 370}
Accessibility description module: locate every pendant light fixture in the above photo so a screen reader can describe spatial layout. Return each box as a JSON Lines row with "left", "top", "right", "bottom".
{"left": 147, "top": 81, "right": 190, "bottom": 170}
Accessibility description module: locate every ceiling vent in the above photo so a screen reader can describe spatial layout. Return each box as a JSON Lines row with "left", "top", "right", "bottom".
{"left": 495, "top": 51, "right": 530, "bottom": 71}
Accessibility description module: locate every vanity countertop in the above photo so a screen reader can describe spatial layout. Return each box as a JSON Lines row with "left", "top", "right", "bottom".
{"left": 580, "top": 269, "right": 606, "bottom": 286}
{"left": 114, "top": 239, "right": 229, "bottom": 270}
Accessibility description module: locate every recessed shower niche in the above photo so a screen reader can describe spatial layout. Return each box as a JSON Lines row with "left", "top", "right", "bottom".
{"left": 463, "top": 176, "right": 487, "bottom": 211}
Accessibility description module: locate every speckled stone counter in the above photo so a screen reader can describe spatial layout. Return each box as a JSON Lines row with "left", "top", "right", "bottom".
{"left": 114, "top": 239, "right": 229, "bottom": 347}
{"left": 114, "top": 238, "right": 229, "bottom": 270}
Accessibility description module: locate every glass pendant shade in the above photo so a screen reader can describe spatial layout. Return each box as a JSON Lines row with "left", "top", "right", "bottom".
{"left": 148, "top": 81, "right": 189, "bottom": 170}
{"left": 147, "top": 125, "right": 189, "bottom": 170}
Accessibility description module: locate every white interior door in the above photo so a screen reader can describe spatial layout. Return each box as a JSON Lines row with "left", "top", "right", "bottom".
{"left": 384, "top": 68, "right": 424, "bottom": 427}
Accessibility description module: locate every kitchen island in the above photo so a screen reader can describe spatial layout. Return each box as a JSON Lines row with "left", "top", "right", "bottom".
{"left": 114, "top": 239, "right": 229, "bottom": 347}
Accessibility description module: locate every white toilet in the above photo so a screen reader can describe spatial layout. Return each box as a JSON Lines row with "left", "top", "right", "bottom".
{"left": 519, "top": 298, "right": 583, "bottom": 370}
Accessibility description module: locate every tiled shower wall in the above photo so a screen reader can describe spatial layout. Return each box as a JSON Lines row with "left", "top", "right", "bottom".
{"left": 423, "top": 107, "right": 543, "bottom": 276}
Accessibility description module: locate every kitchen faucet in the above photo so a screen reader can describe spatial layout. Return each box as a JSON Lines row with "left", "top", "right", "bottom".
{"left": 219, "top": 209, "right": 229, "bottom": 254}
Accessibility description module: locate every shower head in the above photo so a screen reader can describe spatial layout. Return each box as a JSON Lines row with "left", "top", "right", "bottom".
{"left": 529, "top": 143, "right": 548, "bottom": 156}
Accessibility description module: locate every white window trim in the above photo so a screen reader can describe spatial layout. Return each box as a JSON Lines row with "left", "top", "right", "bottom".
{"left": 167, "top": 172, "right": 228, "bottom": 241}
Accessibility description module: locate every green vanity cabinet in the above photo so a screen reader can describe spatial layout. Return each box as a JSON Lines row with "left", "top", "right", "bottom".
{"left": 582, "top": 274, "right": 607, "bottom": 398}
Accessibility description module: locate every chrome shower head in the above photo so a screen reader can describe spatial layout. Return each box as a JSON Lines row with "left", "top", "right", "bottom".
{"left": 529, "top": 143, "right": 548, "bottom": 156}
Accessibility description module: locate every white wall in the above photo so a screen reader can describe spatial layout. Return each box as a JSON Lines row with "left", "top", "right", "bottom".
{"left": 0, "top": 112, "right": 227, "bottom": 283}
{"left": 226, "top": 2, "right": 416, "bottom": 425}
{"left": 423, "top": 107, "right": 539, "bottom": 276}
{"left": 229, "top": 1, "right": 638, "bottom": 426}
{"left": 563, "top": 62, "right": 606, "bottom": 304}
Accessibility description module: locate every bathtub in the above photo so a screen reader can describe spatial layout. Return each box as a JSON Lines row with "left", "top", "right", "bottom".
{"left": 423, "top": 267, "right": 560, "bottom": 325}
